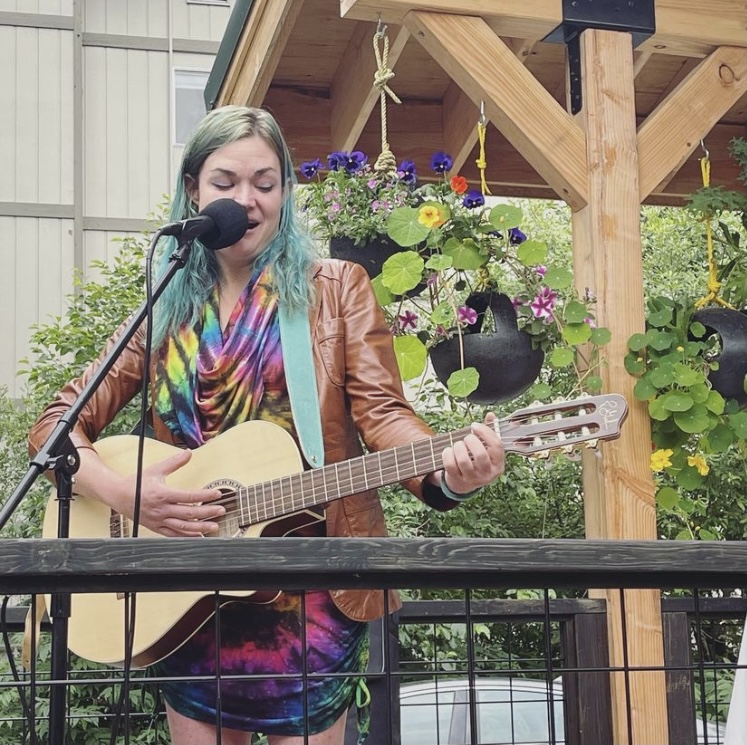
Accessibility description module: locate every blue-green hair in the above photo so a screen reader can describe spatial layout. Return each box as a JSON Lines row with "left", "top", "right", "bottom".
{"left": 152, "top": 105, "right": 317, "bottom": 346}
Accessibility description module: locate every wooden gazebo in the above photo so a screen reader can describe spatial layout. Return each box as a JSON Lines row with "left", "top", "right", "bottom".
{"left": 207, "top": 1, "right": 746, "bottom": 741}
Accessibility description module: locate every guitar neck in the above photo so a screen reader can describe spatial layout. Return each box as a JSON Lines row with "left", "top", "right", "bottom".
{"left": 237, "top": 428, "right": 464, "bottom": 526}
{"left": 235, "top": 393, "right": 627, "bottom": 527}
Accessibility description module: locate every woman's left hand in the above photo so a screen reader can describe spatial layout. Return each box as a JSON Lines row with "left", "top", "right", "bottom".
{"left": 438, "top": 412, "right": 505, "bottom": 496}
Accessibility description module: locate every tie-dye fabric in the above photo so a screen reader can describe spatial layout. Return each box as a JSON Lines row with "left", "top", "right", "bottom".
{"left": 156, "top": 591, "right": 368, "bottom": 736}
{"left": 151, "top": 269, "right": 367, "bottom": 735}
{"left": 154, "top": 266, "right": 283, "bottom": 448}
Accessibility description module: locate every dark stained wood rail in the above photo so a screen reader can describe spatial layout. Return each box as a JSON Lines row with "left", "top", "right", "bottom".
{"left": 2, "top": 537, "right": 747, "bottom": 595}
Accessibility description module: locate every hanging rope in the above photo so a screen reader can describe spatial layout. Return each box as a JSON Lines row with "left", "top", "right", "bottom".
{"left": 476, "top": 103, "right": 492, "bottom": 196}
{"left": 372, "top": 23, "right": 401, "bottom": 178}
{"left": 695, "top": 147, "right": 734, "bottom": 309}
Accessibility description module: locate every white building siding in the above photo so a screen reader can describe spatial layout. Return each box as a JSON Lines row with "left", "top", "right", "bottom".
{"left": 84, "top": 46, "right": 171, "bottom": 217}
{"left": 2, "top": 0, "right": 233, "bottom": 398}
{"left": 0, "top": 24, "right": 74, "bottom": 204}
{"left": 0, "top": 217, "right": 75, "bottom": 394}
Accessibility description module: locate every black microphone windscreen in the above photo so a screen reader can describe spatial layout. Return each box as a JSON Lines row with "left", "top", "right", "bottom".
{"left": 198, "top": 199, "right": 250, "bottom": 250}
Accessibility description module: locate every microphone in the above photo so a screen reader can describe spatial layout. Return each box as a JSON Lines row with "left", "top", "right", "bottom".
{"left": 160, "top": 198, "right": 250, "bottom": 250}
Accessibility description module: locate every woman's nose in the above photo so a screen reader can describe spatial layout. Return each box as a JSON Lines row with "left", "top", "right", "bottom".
{"left": 232, "top": 184, "right": 256, "bottom": 208}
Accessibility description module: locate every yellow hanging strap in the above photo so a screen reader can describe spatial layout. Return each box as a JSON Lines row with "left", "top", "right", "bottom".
{"left": 476, "top": 104, "right": 492, "bottom": 197}
{"left": 695, "top": 153, "right": 734, "bottom": 309}
{"left": 372, "top": 23, "right": 401, "bottom": 178}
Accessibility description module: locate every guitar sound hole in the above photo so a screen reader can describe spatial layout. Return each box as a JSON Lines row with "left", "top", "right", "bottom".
{"left": 204, "top": 479, "right": 243, "bottom": 538}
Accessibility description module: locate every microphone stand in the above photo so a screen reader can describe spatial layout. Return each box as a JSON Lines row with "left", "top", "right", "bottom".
{"left": 0, "top": 232, "right": 194, "bottom": 745}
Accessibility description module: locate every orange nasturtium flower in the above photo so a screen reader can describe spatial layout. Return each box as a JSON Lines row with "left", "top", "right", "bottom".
{"left": 417, "top": 204, "right": 447, "bottom": 229}
{"left": 450, "top": 175, "right": 468, "bottom": 195}
{"left": 687, "top": 455, "right": 710, "bottom": 476}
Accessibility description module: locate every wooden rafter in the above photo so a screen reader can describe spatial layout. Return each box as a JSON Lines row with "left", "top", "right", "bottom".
{"left": 216, "top": 0, "right": 303, "bottom": 108}
{"left": 638, "top": 45, "right": 747, "bottom": 199}
{"left": 403, "top": 11, "right": 589, "bottom": 209}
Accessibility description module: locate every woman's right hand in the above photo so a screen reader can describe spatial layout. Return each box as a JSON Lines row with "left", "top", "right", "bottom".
{"left": 76, "top": 447, "right": 226, "bottom": 537}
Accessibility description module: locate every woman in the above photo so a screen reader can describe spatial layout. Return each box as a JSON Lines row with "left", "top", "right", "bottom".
{"left": 29, "top": 106, "right": 504, "bottom": 745}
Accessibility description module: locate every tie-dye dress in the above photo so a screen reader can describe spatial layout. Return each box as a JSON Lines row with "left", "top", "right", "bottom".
{"left": 151, "top": 270, "right": 368, "bottom": 735}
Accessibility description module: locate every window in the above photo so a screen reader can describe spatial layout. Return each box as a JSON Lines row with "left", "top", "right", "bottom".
{"left": 174, "top": 69, "right": 210, "bottom": 146}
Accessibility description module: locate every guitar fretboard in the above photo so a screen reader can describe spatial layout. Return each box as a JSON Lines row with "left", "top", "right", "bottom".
{"left": 235, "top": 428, "right": 471, "bottom": 527}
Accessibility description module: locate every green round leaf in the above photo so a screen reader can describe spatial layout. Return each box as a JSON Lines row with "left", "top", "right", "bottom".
{"left": 705, "top": 424, "right": 734, "bottom": 452}
{"left": 488, "top": 204, "right": 522, "bottom": 230}
{"left": 648, "top": 397, "right": 671, "bottom": 421}
{"left": 656, "top": 486, "right": 680, "bottom": 511}
{"left": 649, "top": 364, "right": 675, "bottom": 389}
{"left": 393, "top": 335, "right": 427, "bottom": 381}
{"left": 585, "top": 375, "right": 604, "bottom": 392}
{"left": 624, "top": 353, "right": 645, "bottom": 375}
{"left": 431, "top": 300, "right": 454, "bottom": 326}
{"left": 647, "top": 308, "right": 673, "bottom": 328}
{"left": 563, "top": 300, "right": 588, "bottom": 324}
{"left": 689, "top": 320, "right": 706, "bottom": 338}
{"left": 633, "top": 378, "right": 657, "bottom": 401}
{"left": 425, "top": 254, "right": 453, "bottom": 271}
{"left": 648, "top": 330, "right": 674, "bottom": 352}
{"left": 660, "top": 392, "right": 694, "bottom": 412}
{"left": 628, "top": 333, "right": 648, "bottom": 352}
{"left": 672, "top": 362, "right": 703, "bottom": 387}
{"left": 386, "top": 207, "right": 431, "bottom": 247}
{"left": 530, "top": 382, "right": 553, "bottom": 400}
{"left": 371, "top": 274, "right": 394, "bottom": 305}
{"left": 689, "top": 383, "right": 711, "bottom": 404}
{"left": 516, "top": 239, "right": 547, "bottom": 266}
{"left": 704, "top": 390, "right": 726, "bottom": 415}
{"left": 562, "top": 323, "right": 592, "bottom": 345}
{"left": 549, "top": 347, "right": 574, "bottom": 368}
{"left": 381, "top": 251, "right": 425, "bottom": 295}
{"left": 673, "top": 403, "right": 710, "bottom": 433}
{"left": 590, "top": 327, "right": 611, "bottom": 346}
{"left": 446, "top": 367, "right": 480, "bottom": 398}
{"left": 442, "top": 237, "right": 486, "bottom": 270}
{"left": 676, "top": 466, "right": 705, "bottom": 491}
{"left": 544, "top": 266, "right": 573, "bottom": 290}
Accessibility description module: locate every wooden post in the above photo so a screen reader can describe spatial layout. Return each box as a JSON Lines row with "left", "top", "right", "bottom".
{"left": 571, "top": 29, "right": 668, "bottom": 744}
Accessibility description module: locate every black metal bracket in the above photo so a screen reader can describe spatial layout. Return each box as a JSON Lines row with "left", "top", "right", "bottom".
{"left": 544, "top": 0, "right": 656, "bottom": 114}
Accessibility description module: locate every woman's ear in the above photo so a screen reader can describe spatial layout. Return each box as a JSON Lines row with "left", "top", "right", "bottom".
{"left": 184, "top": 174, "right": 198, "bottom": 211}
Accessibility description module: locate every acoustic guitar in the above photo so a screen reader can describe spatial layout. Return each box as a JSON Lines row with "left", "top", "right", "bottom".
{"left": 42, "top": 393, "right": 627, "bottom": 667}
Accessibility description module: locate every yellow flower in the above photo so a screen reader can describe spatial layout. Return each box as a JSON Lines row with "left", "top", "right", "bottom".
{"left": 650, "top": 448, "right": 674, "bottom": 472}
{"left": 418, "top": 204, "right": 447, "bottom": 228}
{"left": 687, "top": 455, "right": 710, "bottom": 476}
{"left": 676, "top": 346, "right": 684, "bottom": 352}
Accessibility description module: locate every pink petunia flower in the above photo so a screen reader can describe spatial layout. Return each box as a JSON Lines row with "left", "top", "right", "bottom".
{"left": 398, "top": 310, "right": 418, "bottom": 330}
{"left": 457, "top": 306, "right": 478, "bottom": 326}
{"left": 530, "top": 287, "right": 557, "bottom": 320}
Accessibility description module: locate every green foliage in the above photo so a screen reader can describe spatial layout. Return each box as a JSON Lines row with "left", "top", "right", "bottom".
{"left": 0, "top": 224, "right": 169, "bottom": 743}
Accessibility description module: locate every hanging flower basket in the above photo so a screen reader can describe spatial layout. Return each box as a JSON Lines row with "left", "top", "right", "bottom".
{"left": 429, "top": 291, "right": 545, "bottom": 405}
{"left": 691, "top": 307, "right": 747, "bottom": 408}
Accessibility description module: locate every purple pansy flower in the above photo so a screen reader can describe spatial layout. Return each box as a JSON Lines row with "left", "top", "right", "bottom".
{"left": 299, "top": 159, "right": 323, "bottom": 179}
{"left": 327, "top": 152, "right": 347, "bottom": 171}
{"left": 398, "top": 310, "right": 419, "bottom": 330}
{"left": 342, "top": 150, "right": 368, "bottom": 174}
{"left": 462, "top": 190, "right": 485, "bottom": 209}
{"left": 430, "top": 151, "right": 453, "bottom": 174}
{"left": 397, "top": 159, "right": 417, "bottom": 185}
{"left": 530, "top": 287, "right": 558, "bottom": 321}
{"left": 457, "top": 306, "right": 478, "bottom": 326}
{"left": 509, "top": 227, "right": 527, "bottom": 244}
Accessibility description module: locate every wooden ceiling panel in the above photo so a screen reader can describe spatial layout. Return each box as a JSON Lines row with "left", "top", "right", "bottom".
{"left": 219, "top": 0, "right": 746, "bottom": 203}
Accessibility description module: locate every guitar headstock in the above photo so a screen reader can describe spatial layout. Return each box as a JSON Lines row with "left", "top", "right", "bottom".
{"left": 499, "top": 394, "right": 628, "bottom": 456}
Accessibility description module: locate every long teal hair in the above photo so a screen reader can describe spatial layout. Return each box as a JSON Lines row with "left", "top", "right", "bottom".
{"left": 152, "top": 105, "right": 317, "bottom": 346}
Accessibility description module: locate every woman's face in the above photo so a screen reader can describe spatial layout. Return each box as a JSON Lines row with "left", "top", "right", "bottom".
{"left": 189, "top": 135, "right": 284, "bottom": 273}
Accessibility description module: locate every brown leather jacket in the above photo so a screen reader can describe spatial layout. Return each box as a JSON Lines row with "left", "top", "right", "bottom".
{"left": 29, "top": 259, "right": 455, "bottom": 622}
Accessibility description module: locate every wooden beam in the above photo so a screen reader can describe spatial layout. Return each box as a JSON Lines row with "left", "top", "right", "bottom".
{"left": 342, "top": 0, "right": 747, "bottom": 55}
{"left": 403, "top": 11, "right": 588, "bottom": 209}
{"left": 638, "top": 45, "right": 747, "bottom": 200}
{"left": 442, "top": 83, "right": 480, "bottom": 176}
{"left": 217, "top": 0, "right": 304, "bottom": 107}
{"left": 330, "top": 22, "right": 410, "bottom": 152}
{"left": 571, "top": 28, "right": 667, "bottom": 744}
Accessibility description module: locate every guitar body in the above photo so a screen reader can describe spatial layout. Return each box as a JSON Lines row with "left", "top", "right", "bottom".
{"left": 42, "top": 420, "right": 317, "bottom": 667}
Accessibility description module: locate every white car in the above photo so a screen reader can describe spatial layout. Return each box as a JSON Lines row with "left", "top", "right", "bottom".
{"left": 399, "top": 677, "right": 725, "bottom": 745}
